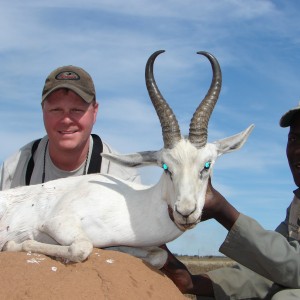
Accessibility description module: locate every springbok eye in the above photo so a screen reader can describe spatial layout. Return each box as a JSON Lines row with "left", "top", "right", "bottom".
{"left": 162, "top": 163, "right": 168, "bottom": 171}
{"left": 204, "top": 161, "right": 211, "bottom": 170}
{"left": 200, "top": 161, "right": 211, "bottom": 180}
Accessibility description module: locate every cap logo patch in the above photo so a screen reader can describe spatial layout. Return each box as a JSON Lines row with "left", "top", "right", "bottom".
{"left": 55, "top": 71, "right": 80, "bottom": 80}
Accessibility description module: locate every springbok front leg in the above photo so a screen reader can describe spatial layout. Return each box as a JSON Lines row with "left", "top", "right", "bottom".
{"left": 4, "top": 215, "right": 93, "bottom": 262}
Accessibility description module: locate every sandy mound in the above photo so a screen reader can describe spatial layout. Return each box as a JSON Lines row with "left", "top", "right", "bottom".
{"left": 0, "top": 248, "right": 187, "bottom": 300}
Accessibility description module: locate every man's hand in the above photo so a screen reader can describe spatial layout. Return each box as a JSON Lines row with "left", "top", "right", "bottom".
{"left": 202, "top": 177, "right": 240, "bottom": 230}
{"left": 160, "top": 244, "right": 214, "bottom": 296}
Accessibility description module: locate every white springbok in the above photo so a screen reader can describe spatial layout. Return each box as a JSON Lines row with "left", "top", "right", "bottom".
{"left": 0, "top": 51, "right": 253, "bottom": 268}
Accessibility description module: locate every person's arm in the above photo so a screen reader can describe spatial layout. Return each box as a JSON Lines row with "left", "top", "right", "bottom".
{"left": 219, "top": 212, "right": 300, "bottom": 288}
{"left": 160, "top": 244, "right": 214, "bottom": 296}
{"left": 0, "top": 141, "right": 35, "bottom": 190}
{"left": 0, "top": 151, "right": 23, "bottom": 190}
{"left": 162, "top": 178, "right": 300, "bottom": 296}
{"left": 203, "top": 179, "right": 300, "bottom": 288}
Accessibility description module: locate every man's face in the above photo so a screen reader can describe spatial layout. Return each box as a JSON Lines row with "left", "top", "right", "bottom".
{"left": 42, "top": 88, "right": 98, "bottom": 152}
{"left": 287, "top": 112, "right": 300, "bottom": 187}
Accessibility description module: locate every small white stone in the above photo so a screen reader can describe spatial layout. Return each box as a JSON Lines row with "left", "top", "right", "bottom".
{"left": 27, "top": 258, "right": 39, "bottom": 264}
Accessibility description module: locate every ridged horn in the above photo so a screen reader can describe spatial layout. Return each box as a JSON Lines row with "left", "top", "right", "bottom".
{"left": 145, "top": 50, "right": 181, "bottom": 149}
{"left": 188, "top": 51, "right": 222, "bottom": 148}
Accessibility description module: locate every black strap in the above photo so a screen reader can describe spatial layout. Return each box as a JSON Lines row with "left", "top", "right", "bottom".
{"left": 25, "top": 138, "right": 42, "bottom": 185}
{"left": 25, "top": 134, "right": 103, "bottom": 185}
{"left": 88, "top": 134, "right": 103, "bottom": 174}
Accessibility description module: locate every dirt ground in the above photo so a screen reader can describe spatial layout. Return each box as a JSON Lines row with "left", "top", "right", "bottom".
{"left": 0, "top": 249, "right": 234, "bottom": 300}
{"left": 0, "top": 248, "right": 188, "bottom": 300}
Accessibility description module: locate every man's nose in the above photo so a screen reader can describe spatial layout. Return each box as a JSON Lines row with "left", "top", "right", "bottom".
{"left": 60, "top": 111, "right": 74, "bottom": 122}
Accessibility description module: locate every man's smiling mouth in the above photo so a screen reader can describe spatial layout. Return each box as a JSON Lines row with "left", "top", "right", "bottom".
{"left": 59, "top": 130, "right": 78, "bottom": 134}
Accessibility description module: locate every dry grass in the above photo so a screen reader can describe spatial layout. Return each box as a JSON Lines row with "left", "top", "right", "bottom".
{"left": 175, "top": 256, "right": 235, "bottom": 299}
{"left": 178, "top": 255, "right": 234, "bottom": 274}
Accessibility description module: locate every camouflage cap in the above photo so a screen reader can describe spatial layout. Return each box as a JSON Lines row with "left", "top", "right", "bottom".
{"left": 42, "top": 65, "right": 96, "bottom": 103}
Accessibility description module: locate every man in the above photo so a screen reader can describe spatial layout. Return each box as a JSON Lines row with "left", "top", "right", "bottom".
{"left": 0, "top": 65, "right": 139, "bottom": 190}
{"left": 161, "top": 103, "right": 300, "bottom": 299}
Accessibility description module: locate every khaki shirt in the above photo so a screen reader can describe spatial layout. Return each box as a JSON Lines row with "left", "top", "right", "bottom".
{"left": 0, "top": 135, "right": 140, "bottom": 190}
{"left": 207, "top": 190, "right": 300, "bottom": 300}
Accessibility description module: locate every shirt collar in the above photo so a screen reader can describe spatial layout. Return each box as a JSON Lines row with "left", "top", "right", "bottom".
{"left": 293, "top": 188, "right": 300, "bottom": 199}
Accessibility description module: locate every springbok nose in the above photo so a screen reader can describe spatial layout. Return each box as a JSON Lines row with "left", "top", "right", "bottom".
{"left": 175, "top": 203, "right": 196, "bottom": 218}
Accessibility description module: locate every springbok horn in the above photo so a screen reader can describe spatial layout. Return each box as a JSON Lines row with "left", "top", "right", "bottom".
{"left": 145, "top": 50, "right": 181, "bottom": 149}
{"left": 189, "top": 51, "right": 222, "bottom": 149}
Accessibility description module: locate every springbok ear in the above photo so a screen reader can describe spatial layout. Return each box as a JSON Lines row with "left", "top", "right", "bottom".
{"left": 102, "top": 151, "right": 159, "bottom": 167}
{"left": 214, "top": 124, "right": 254, "bottom": 156}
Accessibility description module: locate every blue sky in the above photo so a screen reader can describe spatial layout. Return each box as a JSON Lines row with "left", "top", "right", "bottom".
{"left": 1, "top": 0, "right": 300, "bottom": 256}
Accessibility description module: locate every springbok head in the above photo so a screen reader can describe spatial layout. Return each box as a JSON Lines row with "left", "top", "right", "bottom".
{"left": 103, "top": 50, "right": 254, "bottom": 231}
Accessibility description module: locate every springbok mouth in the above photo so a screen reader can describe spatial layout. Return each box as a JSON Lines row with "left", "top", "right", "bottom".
{"left": 168, "top": 205, "right": 200, "bottom": 231}
{"left": 168, "top": 205, "right": 175, "bottom": 222}
{"left": 180, "top": 224, "right": 195, "bottom": 230}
